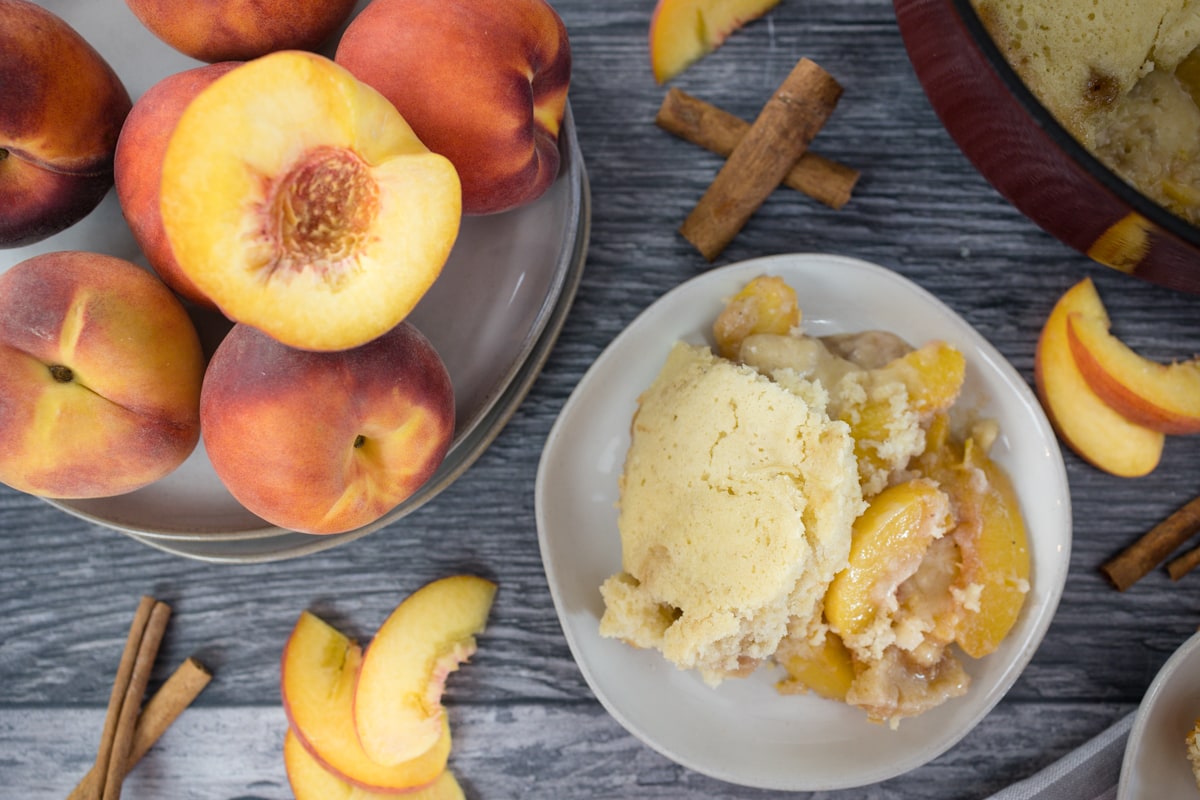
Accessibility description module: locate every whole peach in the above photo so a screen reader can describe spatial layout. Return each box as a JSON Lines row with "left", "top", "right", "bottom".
{"left": 125, "top": 0, "right": 358, "bottom": 62}
{"left": 114, "top": 62, "right": 241, "bottom": 309}
{"left": 200, "top": 321, "right": 455, "bottom": 535}
{"left": 0, "top": 251, "right": 205, "bottom": 498}
{"left": 0, "top": 0, "right": 132, "bottom": 247}
{"left": 335, "top": 0, "right": 572, "bottom": 215}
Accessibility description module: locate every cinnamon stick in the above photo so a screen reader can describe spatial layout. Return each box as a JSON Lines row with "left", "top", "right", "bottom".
{"left": 1101, "top": 494, "right": 1200, "bottom": 590}
{"left": 679, "top": 57, "right": 843, "bottom": 261}
{"left": 68, "top": 657, "right": 212, "bottom": 800}
{"left": 99, "top": 599, "right": 172, "bottom": 800}
{"left": 656, "top": 87, "right": 859, "bottom": 210}
{"left": 1168, "top": 543, "right": 1200, "bottom": 581}
{"left": 88, "top": 596, "right": 156, "bottom": 800}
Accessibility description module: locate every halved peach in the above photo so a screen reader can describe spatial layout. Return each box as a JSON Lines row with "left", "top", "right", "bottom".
{"left": 284, "top": 730, "right": 464, "bottom": 800}
{"left": 160, "top": 50, "right": 461, "bottom": 352}
{"left": 1067, "top": 310, "right": 1200, "bottom": 435}
{"left": 281, "top": 611, "right": 451, "bottom": 791}
{"left": 354, "top": 576, "right": 497, "bottom": 766}
{"left": 649, "top": 0, "right": 781, "bottom": 84}
{"left": 1034, "top": 278, "right": 1164, "bottom": 477}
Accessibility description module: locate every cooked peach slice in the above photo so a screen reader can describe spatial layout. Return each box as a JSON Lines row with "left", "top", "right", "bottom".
{"left": 280, "top": 611, "right": 450, "bottom": 791}
{"left": 825, "top": 479, "right": 955, "bottom": 641}
{"left": 776, "top": 630, "right": 855, "bottom": 701}
{"left": 354, "top": 576, "right": 496, "bottom": 766}
{"left": 1067, "top": 310, "right": 1200, "bottom": 435}
{"left": 1034, "top": 278, "right": 1163, "bottom": 477}
{"left": 284, "top": 730, "right": 464, "bottom": 800}
{"left": 160, "top": 50, "right": 461, "bottom": 352}
{"left": 712, "top": 274, "right": 800, "bottom": 360}
{"left": 649, "top": 0, "right": 781, "bottom": 84}
{"left": 878, "top": 341, "right": 966, "bottom": 418}
{"left": 951, "top": 439, "right": 1031, "bottom": 658}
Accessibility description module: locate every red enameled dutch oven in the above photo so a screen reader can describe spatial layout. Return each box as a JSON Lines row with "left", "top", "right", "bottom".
{"left": 893, "top": 0, "right": 1200, "bottom": 294}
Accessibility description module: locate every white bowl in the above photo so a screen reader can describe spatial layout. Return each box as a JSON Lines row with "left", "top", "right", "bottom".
{"left": 1119, "top": 630, "right": 1200, "bottom": 799}
{"left": 535, "top": 253, "right": 1071, "bottom": 791}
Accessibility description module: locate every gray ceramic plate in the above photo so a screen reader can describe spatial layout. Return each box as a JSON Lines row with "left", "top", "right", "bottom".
{"left": 2, "top": 1, "right": 590, "bottom": 561}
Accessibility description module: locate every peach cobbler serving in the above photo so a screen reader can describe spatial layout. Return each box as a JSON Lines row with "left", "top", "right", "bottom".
{"left": 599, "top": 276, "right": 1031, "bottom": 727}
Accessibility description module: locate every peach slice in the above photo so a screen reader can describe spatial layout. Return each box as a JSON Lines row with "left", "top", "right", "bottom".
{"left": 354, "top": 576, "right": 497, "bottom": 767}
{"left": 160, "top": 50, "right": 461, "bottom": 352}
{"left": 711, "top": 274, "right": 800, "bottom": 359}
{"left": 1034, "top": 278, "right": 1164, "bottom": 477}
{"left": 281, "top": 611, "right": 451, "bottom": 791}
{"left": 825, "top": 479, "right": 955, "bottom": 640}
{"left": 878, "top": 341, "right": 967, "bottom": 418}
{"left": 1067, "top": 310, "right": 1200, "bottom": 435}
{"left": 777, "top": 631, "right": 855, "bottom": 701}
{"left": 284, "top": 730, "right": 464, "bottom": 800}
{"left": 649, "top": 0, "right": 781, "bottom": 84}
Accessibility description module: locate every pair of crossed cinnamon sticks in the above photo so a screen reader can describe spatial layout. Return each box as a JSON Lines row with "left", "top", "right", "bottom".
{"left": 1102, "top": 495, "right": 1200, "bottom": 591}
{"left": 658, "top": 57, "right": 858, "bottom": 261}
{"left": 70, "top": 596, "right": 212, "bottom": 800}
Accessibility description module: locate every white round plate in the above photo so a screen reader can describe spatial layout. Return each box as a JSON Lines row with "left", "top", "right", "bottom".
{"left": 1, "top": 1, "right": 589, "bottom": 561}
{"left": 1118, "top": 630, "right": 1200, "bottom": 799}
{"left": 535, "top": 253, "right": 1071, "bottom": 791}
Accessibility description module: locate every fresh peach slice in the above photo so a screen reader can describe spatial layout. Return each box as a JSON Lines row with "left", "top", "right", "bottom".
{"left": 1034, "top": 278, "right": 1163, "bottom": 477}
{"left": 1066, "top": 310, "right": 1200, "bottom": 435}
{"left": 354, "top": 576, "right": 497, "bottom": 766}
{"left": 825, "top": 479, "right": 955, "bottom": 640}
{"left": 283, "top": 730, "right": 464, "bottom": 800}
{"left": 649, "top": 0, "right": 781, "bottom": 84}
{"left": 160, "top": 50, "right": 461, "bottom": 352}
{"left": 280, "top": 611, "right": 451, "bottom": 791}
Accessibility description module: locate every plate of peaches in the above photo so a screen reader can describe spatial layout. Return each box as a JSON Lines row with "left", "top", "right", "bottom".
{"left": 0, "top": 0, "right": 588, "bottom": 561}
{"left": 536, "top": 254, "right": 1071, "bottom": 790}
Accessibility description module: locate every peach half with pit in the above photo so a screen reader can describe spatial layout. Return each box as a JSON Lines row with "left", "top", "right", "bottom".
{"left": 1034, "top": 278, "right": 1164, "bottom": 477}
{"left": 281, "top": 611, "right": 451, "bottom": 791}
{"left": 335, "top": 0, "right": 571, "bottom": 216}
{"left": 354, "top": 575, "right": 497, "bottom": 766}
{"left": 125, "top": 0, "right": 357, "bottom": 63}
{"left": 160, "top": 50, "right": 461, "bottom": 352}
{"left": 0, "top": 251, "right": 204, "bottom": 498}
{"left": 0, "top": 0, "right": 132, "bottom": 247}
{"left": 199, "top": 321, "right": 455, "bottom": 535}
{"left": 115, "top": 61, "right": 240, "bottom": 309}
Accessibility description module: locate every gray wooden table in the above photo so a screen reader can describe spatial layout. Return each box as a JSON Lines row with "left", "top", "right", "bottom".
{"left": 4, "top": 1, "right": 1200, "bottom": 797}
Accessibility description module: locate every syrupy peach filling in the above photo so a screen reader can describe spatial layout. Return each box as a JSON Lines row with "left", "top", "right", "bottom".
{"left": 264, "top": 146, "right": 380, "bottom": 287}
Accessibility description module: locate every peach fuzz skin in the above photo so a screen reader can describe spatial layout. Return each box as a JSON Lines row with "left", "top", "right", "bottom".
{"left": 0, "top": 251, "right": 205, "bottom": 498}
{"left": 124, "top": 0, "right": 357, "bottom": 62}
{"left": 0, "top": 0, "right": 132, "bottom": 247}
{"left": 336, "top": 0, "right": 571, "bottom": 215}
{"left": 115, "top": 62, "right": 240, "bottom": 309}
{"left": 200, "top": 321, "right": 455, "bottom": 535}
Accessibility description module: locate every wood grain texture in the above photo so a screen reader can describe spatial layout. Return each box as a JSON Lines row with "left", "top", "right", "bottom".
{"left": 3, "top": 0, "right": 1200, "bottom": 798}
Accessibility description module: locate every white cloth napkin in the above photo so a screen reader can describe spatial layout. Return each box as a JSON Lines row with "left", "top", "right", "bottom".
{"left": 986, "top": 712, "right": 1135, "bottom": 800}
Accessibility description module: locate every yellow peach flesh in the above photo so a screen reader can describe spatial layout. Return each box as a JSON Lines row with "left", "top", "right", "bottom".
{"left": 281, "top": 611, "right": 451, "bottom": 791}
{"left": 649, "top": 0, "right": 781, "bottom": 84}
{"left": 1067, "top": 311, "right": 1200, "bottom": 435}
{"left": 161, "top": 50, "right": 461, "bottom": 352}
{"left": 283, "top": 731, "right": 465, "bottom": 800}
{"left": 1034, "top": 278, "right": 1163, "bottom": 477}
{"left": 353, "top": 576, "right": 496, "bottom": 766}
